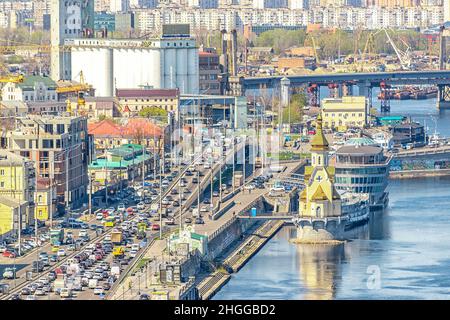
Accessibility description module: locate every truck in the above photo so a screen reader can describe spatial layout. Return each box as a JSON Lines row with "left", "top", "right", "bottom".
{"left": 111, "top": 230, "right": 123, "bottom": 245}
{"left": 233, "top": 172, "right": 244, "bottom": 188}
{"left": 255, "top": 157, "right": 262, "bottom": 168}
{"left": 112, "top": 246, "right": 125, "bottom": 259}
{"left": 50, "top": 228, "right": 64, "bottom": 246}
{"left": 192, "top": 208, "right": 200, "bottom": 218}
{"left": 111, "top": 265, "right": 121, "bottom": 277}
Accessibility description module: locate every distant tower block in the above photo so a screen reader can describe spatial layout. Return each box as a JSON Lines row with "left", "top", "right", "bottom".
{"left": 50, "top": 0, "right": 94, "bottom": 81}
{"left": 280, "top": 77, "right": 290, "bottom": 108}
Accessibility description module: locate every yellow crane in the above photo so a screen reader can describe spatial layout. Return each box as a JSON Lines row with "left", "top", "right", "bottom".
{"left": 57, "top": 71, "right": 91, "bottom": 115}
{"left": 0, "top": 74, "right": 25, "bottom": 83}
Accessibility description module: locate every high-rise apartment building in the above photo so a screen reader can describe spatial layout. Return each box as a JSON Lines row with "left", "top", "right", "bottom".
{"left": 50, "top": 0, "right": 94, "bottom": 81}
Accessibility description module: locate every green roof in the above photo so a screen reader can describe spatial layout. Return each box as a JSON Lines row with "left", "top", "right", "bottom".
{"left": 89, "top": 153, "right": 151, "bottom": 169}
{"left": 119, "top": 144, "right": 143, "bottom": 151}
{"left": 191, "top": 233, "right": 207, "bottom": 241}
{"left": 378, "top": 116, "right": 405, "bottom": 120}
{"left": 18, "top": 75, "right": 57, "bottom": 90}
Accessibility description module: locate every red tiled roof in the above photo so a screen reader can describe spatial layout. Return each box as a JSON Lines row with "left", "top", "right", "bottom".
{"left": 199, "top": 51, "right": 216, "bottom": 57}
{"left": 88, "top": 118, "right": 163, "bottom": 138}
{"left": 116, "top": 88, "right": 179, "bottom": 98}
{"left": 88, "top": 119, "right": 123, "bottom": 137}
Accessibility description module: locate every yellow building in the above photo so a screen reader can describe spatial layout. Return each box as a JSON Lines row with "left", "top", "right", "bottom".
{"left": 116, "top": 88, "right": 180, "bottom": 118}
{"left": 0, "top": 150, "right": 35, "bottom": 238}
{"left": 321, "top": 96, "right": 367, "bottom": 131}
{"left": 299, "top": 114, "right": 342, "bottom": 219}
{"left": 35, "top": 178, "right": 56, "bottom": 221}
{"left": 0, "top": 196, "right": 28, "bottom": 239}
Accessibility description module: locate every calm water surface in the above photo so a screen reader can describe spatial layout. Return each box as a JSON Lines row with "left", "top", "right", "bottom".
{"left": 215, "top": 96, "right": 450, "bottom": 300}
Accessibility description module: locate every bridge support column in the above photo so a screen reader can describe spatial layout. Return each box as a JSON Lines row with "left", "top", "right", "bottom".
{"left": 280, "top": 77, "right": 291, "bottom": 108}
{"left": 307, "top": 84, "right": 319, "bottom": 107}
{"left": 342, "top": 83, "right": 353, "bottom": 96}
{"left": 358, "top": 82, "right": 373, "bottom": 108}
{"left": 437, "top": 84, "right": 450, "bottom": 109}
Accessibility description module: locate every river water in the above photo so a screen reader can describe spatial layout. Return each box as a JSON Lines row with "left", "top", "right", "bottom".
{"left": 214, "top": 94, "right": 450, "bottom": 300}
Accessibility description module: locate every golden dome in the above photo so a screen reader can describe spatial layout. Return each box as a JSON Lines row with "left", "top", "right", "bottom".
{"left": 310, "top": 113, "right": 329, "bottom": 151}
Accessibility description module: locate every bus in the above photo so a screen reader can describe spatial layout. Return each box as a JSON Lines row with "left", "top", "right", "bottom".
{"left": 50, "top": 228, "right": 64, "bottom": 246}
{"left": 103, "top": 216, "right": 116, "bottom": 227}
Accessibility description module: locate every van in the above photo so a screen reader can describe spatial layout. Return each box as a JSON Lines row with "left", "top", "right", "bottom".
{"left": 88, "top": 278, "right": 98, "bottom": 289}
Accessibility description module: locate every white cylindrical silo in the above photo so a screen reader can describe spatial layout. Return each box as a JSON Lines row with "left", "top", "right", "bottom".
{"left": 151, "top": 48, "right": 162, "bottom": 89}
{"left": 103, "top": 48, "right": 113, "bottom": 96}
{"left": 164, "top": 48, "right": 177, "bottom": 89}
{"left": 176, "top": 48, "right": 188, "bottom": 93}
{"left": 187, "top": 47, "right": 199, "bottom": 94}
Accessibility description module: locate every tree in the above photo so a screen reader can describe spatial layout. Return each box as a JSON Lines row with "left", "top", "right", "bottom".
{"left": 282, "top": 93, "right": 306, "bottom": 124}
{"left": 138, "top": 106, "right": 168, "bottom": 118}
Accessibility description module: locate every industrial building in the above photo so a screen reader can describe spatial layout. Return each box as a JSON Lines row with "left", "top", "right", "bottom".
{"left": 66, "top": 35, "right": 199, "bottom": 96}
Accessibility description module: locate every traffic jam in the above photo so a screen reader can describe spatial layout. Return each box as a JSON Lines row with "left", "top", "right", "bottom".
{"left": 1, "top": 133, "right": 242, "bottom": 300}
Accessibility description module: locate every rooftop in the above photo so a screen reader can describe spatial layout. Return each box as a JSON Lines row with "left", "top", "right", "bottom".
{"left": 336, "top": 145, "right": 383, "bottom": 155}
{"left": 116, "top": 88, "right": 179, "bottom": 98}
{"left": 0, "top": 195, "right": 27, "bottom": 208}
{"left": 345, "top": 137, "right": 377, "bottom": 147}
{"left": 18, "top": 75, "right": 57, "bottom": 90}
{"left": 0, "top": 150, "right": 30, "bottom": 166}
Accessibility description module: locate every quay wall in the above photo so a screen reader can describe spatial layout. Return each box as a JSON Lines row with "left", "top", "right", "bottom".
{"left": 390, "top": 168, "right": 450, "bottom": 179}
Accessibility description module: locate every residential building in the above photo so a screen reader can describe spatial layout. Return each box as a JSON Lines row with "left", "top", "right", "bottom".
{"left": 0, "top": 101, "right": 28, "bottom": 117}
{"left": 199, "top": 49, "right": 221, "bottom": 95}
{"left": 34, "top": 177, "right": 57, "bottom": 221}
{"left": 5, "top": 115, "right": 91, "bottom": 212}
{"left": 116, "top": 88, "right": 180, "bottom": 117}
{"left": 94, "top": 12, "right": 116, "bottom": 32}
{"left": 88, "top": 118, "right": 164, "bottom": 152}
{"left": 1, "top": 75, "right": 57, "bottom": 102}
{"left": 0, "top": 150, "right": 36, "bottom": 238}
{"left": 321, "top": 96, "right": 368, "bottom": 131}
{"left": 68, "top": 96, "right": 121, "bottom": 119}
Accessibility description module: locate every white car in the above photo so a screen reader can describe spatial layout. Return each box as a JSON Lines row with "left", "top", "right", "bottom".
{"left": 117, "top": 204, "right": 126, "bottom": 212}
{"left": 60, "top": 288, "right": 72, "bottom": 298}
{"left": 137, "top": 202, "right": 145, "bottom": 210}
{"left": 57, "top": 249, "right": 66, "bottom": 257}
{"left": 96, "top": 213, "right": 103, "bottom": 220}
{"left": 129, "top": 250, "right": 138, "bottom": 258}
{"left": 244, "top": 184, "right": 255, "bottom": 190}
{"left": 93, "top": 287, "right": 104, "bottom": 295}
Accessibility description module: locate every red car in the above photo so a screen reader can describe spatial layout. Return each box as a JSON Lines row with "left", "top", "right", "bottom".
{"left": 2, "top": 250, "right": 16, "bottom": 258}
{"left": 151, "top": 224, "right": 160, "bottom": 231}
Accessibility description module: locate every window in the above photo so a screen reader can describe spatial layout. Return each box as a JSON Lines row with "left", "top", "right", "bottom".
{"left": 0, "top": 182, "right": 4, "bottom": 188}
{"left": 0, "top": 169, "right": 4, "bottom": 175}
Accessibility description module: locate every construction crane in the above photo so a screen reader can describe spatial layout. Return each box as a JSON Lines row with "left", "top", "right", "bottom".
{"left": 57, "top": 71, "right": 91, "bottom": 114}
{"left": 309, "top": 36, "right": 320, "bottom": 65}
{"left": 383, "top": 29, "right": 412, "bottom": 70}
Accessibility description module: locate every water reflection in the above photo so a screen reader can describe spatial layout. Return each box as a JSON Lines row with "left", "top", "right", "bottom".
{"left": 296, "top": 242, "right": 345, "bottom": 300}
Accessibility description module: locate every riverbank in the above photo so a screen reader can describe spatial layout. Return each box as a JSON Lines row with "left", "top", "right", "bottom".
{"left": 390, "top": 168, "right": 450, "bottom": 179}
{"left": 196, "top": 220, "right": 284, "bottom": 300}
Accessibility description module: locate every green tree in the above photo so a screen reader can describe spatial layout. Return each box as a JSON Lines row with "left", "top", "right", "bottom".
{"left": 282, "top": 93, "right": 306, "bottom": 123}
{"left": 138, "top": 106, "right": 168, "bottom": 118}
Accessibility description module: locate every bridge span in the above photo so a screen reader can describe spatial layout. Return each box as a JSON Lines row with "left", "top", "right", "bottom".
{"left": 243, "top": 70, "right": 450, "bottom": 110}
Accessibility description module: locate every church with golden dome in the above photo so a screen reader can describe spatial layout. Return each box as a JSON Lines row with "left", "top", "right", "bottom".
{"left": 293, "top": 114, "right": 371, "bottom": 242}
